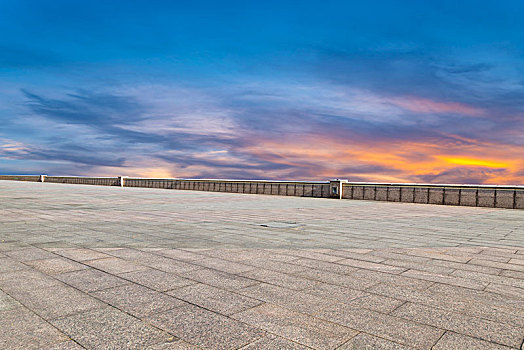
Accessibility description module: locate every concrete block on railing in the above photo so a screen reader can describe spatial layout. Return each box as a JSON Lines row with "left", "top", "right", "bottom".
{"left": 413, "top": 187, "right": 428, "bottom": 203}
{"left": 279, "top": 184, "right": 287, "bottom": 196}
{"left": 444, "top": 188, "right": 460, "bottom": 206}
{"left": 296, "top": 184, "right": 304, "bottom": 197}
{"left": 460, "top": 189, "right": 477, "bottom": 206}
{"left": 363, "top": 186, "right": 375, "bottom": 200}
{"left": 321, "top": 184, "right": 331, "bottom": 198}
{"left": 387, "top": 186, "right": 401, "bottom": 202}
{"left": 495, "top": 189, "right": 515, "bottom": 209}
{"left": 478, "top": 189, "right": 495, "bottom": 207}
{"left": 353, "top": 186, "right": 364, "bottom": 200}
{"left": 515, "top": 190, "right": 524, "bottom": 209}
{"left": 39, "top": 175, "right": 47, "bottom": 182}
{"left": 375, "top": 187, "right": 388, "bottom": 201}
{"left": 400, "top": 186, "right": 414, "bottom": 202}
{"left": 313, "top": 184, "right": 323, "bottom": 197}
{"left": 428, "top": 188, "right": 444, "bottom": 204}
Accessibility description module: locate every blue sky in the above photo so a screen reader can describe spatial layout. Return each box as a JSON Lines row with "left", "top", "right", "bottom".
{"left": 1, "top": 0, "right": 524, "bottom": 183}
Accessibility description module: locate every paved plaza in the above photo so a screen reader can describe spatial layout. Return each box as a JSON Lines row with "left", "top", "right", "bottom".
{"left": 0, "top": 180, "right": 523, "bottom": 349}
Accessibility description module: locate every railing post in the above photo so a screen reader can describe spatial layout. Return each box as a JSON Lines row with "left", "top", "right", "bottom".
{"left": 329, "top": 179, "right": 348, "bottom": 199}
{"left": 118, "top": 176, "right": 127, "bottom": 187}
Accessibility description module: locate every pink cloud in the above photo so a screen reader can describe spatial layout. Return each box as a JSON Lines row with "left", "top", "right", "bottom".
{"left": 388, "top": 96, "right": 484, "bottom": 116}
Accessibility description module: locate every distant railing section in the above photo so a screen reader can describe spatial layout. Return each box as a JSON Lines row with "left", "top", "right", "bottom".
{"left": 1, "top": 175, "right": 523, "bottom": 209}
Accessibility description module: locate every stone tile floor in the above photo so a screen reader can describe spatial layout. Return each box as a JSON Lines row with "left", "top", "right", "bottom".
{"left": 0, "top": 180, "right": 523, "bottom": 349}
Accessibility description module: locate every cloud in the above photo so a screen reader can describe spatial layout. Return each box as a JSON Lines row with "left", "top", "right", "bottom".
{"left": 2, "top": 77, "right": 523, "bottom": 185}
{"left": 387, "top": 96, "right": 484, "bottom": 116}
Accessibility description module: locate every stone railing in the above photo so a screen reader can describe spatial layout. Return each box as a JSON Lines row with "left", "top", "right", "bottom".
{"left": 124, "top": 178, "right": 331, "bottom": 198}
{"left": 341, "top": 182, "right": 524, "bottom": 209}
{"left": 1, "top": 175, "right": 523, "bottom": 209}
{"left": 45, "top": 176, "right": 120, "bottom": 186}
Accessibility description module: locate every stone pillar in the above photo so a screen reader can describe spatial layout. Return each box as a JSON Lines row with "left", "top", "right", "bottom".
{"left": 39, "top": 174, "right": 47, "bottom": 182}
{"left": 329, "top": 179, "right": 348, "bottom": 199}
{"left": 118, "top": 176, "right": 127, "bottom": 187}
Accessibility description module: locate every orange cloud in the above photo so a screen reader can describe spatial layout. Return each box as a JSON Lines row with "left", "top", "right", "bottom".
{"left": 242, "top": 134, "right": 524, "bottom": 185}
{"left": 438, "top": 156, "right": 508, "bottom": 168}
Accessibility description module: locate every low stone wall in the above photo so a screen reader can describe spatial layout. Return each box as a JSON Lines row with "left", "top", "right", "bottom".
{"left": 0, "top": 175, "right": 40, "bottom": 182}
{"left": 342, "top": 183, "right": 524, "bottom": 209}
{"left": 45, "top": 176, "right": 120, "bottom": 186}
{"left": 1, "top": 175, "right": 523, "bottom": 209}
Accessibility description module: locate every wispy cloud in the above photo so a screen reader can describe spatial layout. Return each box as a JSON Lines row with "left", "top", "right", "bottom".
{"left": 3, "top": 78, "right": 522, "bottom": 185}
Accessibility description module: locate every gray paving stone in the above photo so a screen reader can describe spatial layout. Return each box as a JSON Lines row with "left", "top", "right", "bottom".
{"left": 51, "top": 306, "right": 173, "bottom": 349}
{"left": 145, "top": 258, "right": 202, "bottom": 275}
{"left": 344, "top": 293, "right": 404, "bottom": 313}
{"left": 300, "top": 281, "right": 368, "bottom": 304}
{"left": 7, "top": 284, "right": 105, "bottom": 320}
{"left": 337, "top": 258, "right": 407, "bottom": 274}
{"left": 91, "top": 283, "right": 187, "bottom": 317}
{"left": 325, "top": 250, "right": 386, "bottom": 263}
{"left": 241, "top": 258, "right": 308, "bottom": 274}
{"left": 0, "top": 289, "right": 22, "bottom": 311}
{"left": 276, "top": 249, "right": 344, "bottom": 262}
{"left": 24, "top": 257, "right": 89, "bottom": 275}
{"left": 468, "top": 258, "right": 524, "bottom": 272}
{"left": 401, "top": 269, "right": 488, "bottom": 290}
{"left": 350, "top": 269, "right": 434, "bottom": 290}
{"left": 380, "top": 258, "right": 455, "bottom": 275}
{"left": 239, "top": 334, "right": 310, "bottom": 349}
{"left": 0, "top": 270, "right": 63, "bottom": 291}
{"left": 56, "top": 268, "right": 130, "bottom": 292}
{"left": 484, "top": 282, "right": 524, "bottom": 299}
{"left": 233, "top": 303, "right": 357, "bottom": 349}
{"left": 155, "top": 248, "right": 206, "bottom": 261}
{"left": 0, "top": 307, "right": 69, "bottom": 349}
{"left": 432, "top": 332, "right": 513, "bottom": 350}
{"left": 317, "top": 303, "right": 444, "bottom": 349}
{"left": 53, "top": 248, "right": 112, "bottom": 261}
{"left": 369, "top": 282, "right": 524, "bottom": 327}
{"left": 428, "top": 283, "right": 524, "bottom": 313}
{"left": 180, "top": 268, "right": 259, "bottom": 291}
{"left": 239, "top": 269, "right": 313, "bottom": 291}
{"left": 147, "top": 303, "right": 265, "bottom": 350}
{"left": 147, "top": 339, "right": 201, "bottom": 349}
{"left": 237, "top": 282, "right": 336, "bottom": 314}
{"left": 392, "top": 302, "right": 523, "bottom": 348}
{"left": 167, "top": 283, "right": 262, "bottom": 316}
{"left": 288, "top": 257, "right": 359, "bottom": 275}
{"left": 500, "top": 269, "right": 524, "bottom": 279}
{"left": 292, "top": 268, "right": 378, "bottom": 290}
{"left": 192, "top": 257, "right": 255, "bottom": 274}
{"left": 5, "top": 247, "right": 57, "bottom": 261}
{"left": 41, "top": 341, "right": 85, "bottom": 350}
{"left": 120, "top": 268, "right": 196, "bottom": 292}
{"left": 338, "top": 333, "right": 414, "bottom": 349}
{"left": 0, "top": 257, "right": 29, "bottom": 273}
{"left": 450, "top": 269, "right": 524, "bottom": 288}
{"left": 84, "top": 257, "right": 149, "bottom": 274}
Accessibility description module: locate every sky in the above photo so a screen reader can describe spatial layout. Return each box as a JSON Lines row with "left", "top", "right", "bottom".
{"left": 1, "top": 0, "right": 524, "bottom": 184}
